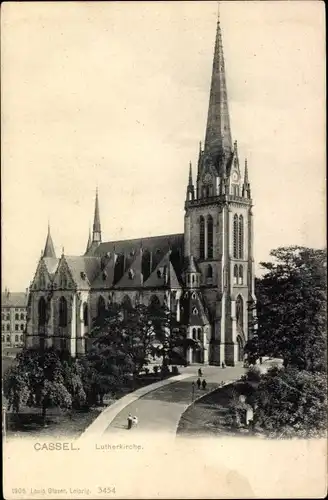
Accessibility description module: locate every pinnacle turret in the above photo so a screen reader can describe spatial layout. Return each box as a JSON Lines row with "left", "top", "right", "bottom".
{"left": 43, "top": 223, "right": 56, "bottom": 258}
{"left": 186, "top": 162, "right": 195, "bottom": 201}
{"left": 92, "top": 188, "right": 102, "bottom": 243}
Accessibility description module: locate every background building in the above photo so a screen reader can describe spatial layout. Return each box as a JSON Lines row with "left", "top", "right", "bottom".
{"left": 1, "top": 289, "right": 28, "bottom": 348}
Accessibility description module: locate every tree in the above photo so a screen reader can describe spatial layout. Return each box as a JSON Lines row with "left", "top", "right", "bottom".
{"left": 253, "top": 246, "right": 326, "bottom": 372}
{"left": 3, "top": 348, "right": 85, "bottom": 425}
{"left": 253, "top": 366, "right": 327, "bottom": 438}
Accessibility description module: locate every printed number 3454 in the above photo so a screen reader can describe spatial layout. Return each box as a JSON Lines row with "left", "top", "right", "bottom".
{"left": 97, "top": 487, "right": 116, "bottom": 494}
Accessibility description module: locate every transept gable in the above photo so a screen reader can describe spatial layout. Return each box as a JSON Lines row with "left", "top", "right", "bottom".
{"left": 30, "top": 258, "right": 53, "bottom": 291}
{"left": 53, "top": 257, "right": 77, "bottom": 291}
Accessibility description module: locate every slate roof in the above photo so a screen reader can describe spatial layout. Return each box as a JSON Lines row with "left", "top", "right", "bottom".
{"left": 2, "top": 292, "right": 29, "bottom": 308}
{"left": 91, "top": 233, "right": 184, "bottom": 259}
{"left": 64, "top": 256, "right": 102, "bottom": 289}
{"left": 181, "top": 290, "right": 209, "bottom": 326}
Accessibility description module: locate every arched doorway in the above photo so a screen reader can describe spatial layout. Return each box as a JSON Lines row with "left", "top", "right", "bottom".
{"left": 237, "top": 335, "right": 244, "bottom": 362}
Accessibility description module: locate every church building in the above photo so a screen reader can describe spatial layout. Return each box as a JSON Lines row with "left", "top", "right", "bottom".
{"left": 25, "top": 15, "right": 255, "bottom": 366}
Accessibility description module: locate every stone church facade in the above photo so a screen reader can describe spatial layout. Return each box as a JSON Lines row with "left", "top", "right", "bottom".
{"left": 25, "top": 16, "right": 255, "bottom": 366}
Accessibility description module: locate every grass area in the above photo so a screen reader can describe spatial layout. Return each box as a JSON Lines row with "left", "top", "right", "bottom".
{"left": 5, "top": 406, "right": 101, "bottom": 440}
{"left": 177, "top": 383, "right": 254, "bottom": 438}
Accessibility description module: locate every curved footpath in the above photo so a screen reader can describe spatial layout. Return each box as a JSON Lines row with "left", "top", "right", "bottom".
{"left": 78, "top": 365, "right": 245, "bottom": 444}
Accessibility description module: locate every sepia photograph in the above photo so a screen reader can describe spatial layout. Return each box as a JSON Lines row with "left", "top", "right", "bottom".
{"left": 2, "top": 1, "right": 326, "bottom": 498}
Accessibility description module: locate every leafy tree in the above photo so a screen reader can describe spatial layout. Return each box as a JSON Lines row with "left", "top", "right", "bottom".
{"left": 253, "top": 366, "right": 327, "bottom": 438}
{"left": 252, "top": 246, "right": 326, "bottom": 372}
{"left": 3, "top": 347, "right": 85, "bottom": 424}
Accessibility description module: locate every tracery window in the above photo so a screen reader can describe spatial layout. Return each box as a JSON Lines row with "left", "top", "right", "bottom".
{"left": 207, "top": 215, "right": 213, "bottom": 259}
{"left": 199, "top": 216, "right": 205, "bottom": 259}
{"left": 233, "top": 214, "right": 238, "bottom": 259}
{"left": 238, "top": 215, "right": 244, "bottom": 259}
{"left": 59, "top": 296, "right": 68, "bottom": 327}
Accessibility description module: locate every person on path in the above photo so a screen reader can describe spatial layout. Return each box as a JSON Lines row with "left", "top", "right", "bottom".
{"left": 202, "top": 379, "right": 207, "bottom": 390}
{"left": 127, "top": 413, "right": 133, "bottom": 430}
{"left": 221, "top": 361, "right": 226, "bottom": 369}
{"left": 132, "top": 416, "right": 138, "bottom": 427}
{"left": 196, "top": 378, "right": 201, "bottom": 389}
{"left": 198, "top": 368, "right": 202, "bottom": 377}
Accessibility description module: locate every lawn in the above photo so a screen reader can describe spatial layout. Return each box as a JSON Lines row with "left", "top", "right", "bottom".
{"left": 177, "top": 383, "right": 254, "bottom": 438}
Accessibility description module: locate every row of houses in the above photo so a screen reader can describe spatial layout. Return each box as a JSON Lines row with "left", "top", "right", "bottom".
{"left": 1, "top": 289, "right": 28, "bottom": 348}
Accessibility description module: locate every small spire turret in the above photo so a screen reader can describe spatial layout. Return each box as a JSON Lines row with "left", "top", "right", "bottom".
{"left": 43, "top": 223, "right": 56, "bottom": 258}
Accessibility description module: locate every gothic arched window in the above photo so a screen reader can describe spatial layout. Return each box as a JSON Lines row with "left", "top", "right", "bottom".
{"left": 40, "top": 274, "right": 46, "bottom": 289}
{"left": 207, "top": 215, "right": 214, "bottom": 259}
{"left": 122, "top": 295, "right": 133, "bottom": 321}
{"left": 233, "top": 264, "right": 238, "bottom": 285}
{"left": 233, "top": 214, "right": 238, "bottom": 259}
{"left": 38, "top": 297, "right": 47, "bottom": 326}
{"left": 149, "top": 295, "right": 160, "bottom": 309}
{"left": 238, "top": 215, "right": 244, "bottom": 259}
{"left": 192, "top": 328, "right": 197, "bottom": 339}
{"left": 199, "top": 216, "right": 205, "bottom": 259}
{"left": 236, "top": 295, "right": 244, "bottom": 330}
{"left": 59, "top": 296, "right": 68, "bottom": 327}
{"left": 97, "top": 295, "right": 106, "bottom": 318}
{"left": 83, "top": 303, "right": 88, "bottom": 327}
{"left": 239, "top": 265, "right": 243, "bottom": 285}
{"left": 206, "top": 264, "right": 213, "bottom": 279}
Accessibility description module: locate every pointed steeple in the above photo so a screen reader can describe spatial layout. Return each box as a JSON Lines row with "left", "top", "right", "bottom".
{"left": 204, "top": 9, "right": 232, "bottom": 157}
{"left": 43, "top": 223, "right": 56, "bottom": 258}
{"left": 186, "top": 162, "right": 195, "bottom": 201}
{"left": 85, "top": 227, "right": 92, "bottom": 254}
{"left": 188, "top": 162, "right": 193, "bottom": 186}
{"left": 92, "top": 188, "right": 102, "bottom": 244}
{"left": 242, "top": 159, "right": 251, "bottom": 198}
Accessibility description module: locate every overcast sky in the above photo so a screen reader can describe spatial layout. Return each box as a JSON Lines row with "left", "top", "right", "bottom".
{"left": 1, "top": 1, "right": 325, "bottom": 292}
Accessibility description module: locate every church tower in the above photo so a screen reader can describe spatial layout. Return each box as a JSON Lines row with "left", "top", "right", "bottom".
{"left": 184, "top": 13, "right": 255, "bottom": 366}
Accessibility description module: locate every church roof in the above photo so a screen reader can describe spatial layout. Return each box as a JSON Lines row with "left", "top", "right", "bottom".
{"left": 181, "top": 289, "right": 209, "bottom": 327}
{"left": 64, "top": 256, "right": 101, "bottom": 289}
{"left": 93, "top": 233, "right": 184, "bottom": 258}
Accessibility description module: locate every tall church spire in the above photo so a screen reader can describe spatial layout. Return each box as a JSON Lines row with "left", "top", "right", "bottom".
{"left": 92, "top": 188, "right": 102, "bottom": 243}
{"left": 43, "top": 223, "right": 56, "bottom": 258}
{"left": 204, "top": 9, "right": 232, "bottom": 157}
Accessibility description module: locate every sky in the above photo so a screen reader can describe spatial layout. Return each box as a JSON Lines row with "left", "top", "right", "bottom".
{"left": 1, "top": 1, "right": 326, "bottom": 292}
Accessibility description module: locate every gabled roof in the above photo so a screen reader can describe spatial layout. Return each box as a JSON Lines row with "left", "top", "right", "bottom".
{"left": 181, "top": 290, "right": 209, "bottom": 327}
{"left": 64, "top": 256, "right": 101, "bottom": 289}
{"left": 114, "top": 249, "right": 143, "bottom": 288}
{"left": 1, "top": 292, "right": 28, "bottom": 308}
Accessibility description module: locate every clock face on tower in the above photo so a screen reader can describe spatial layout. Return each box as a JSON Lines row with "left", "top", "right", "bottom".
{"left": 232, "top": 172, "right": 238, "bottom": 181}
{"left": 203, "top": 173, "right": 212, "bottom": 184}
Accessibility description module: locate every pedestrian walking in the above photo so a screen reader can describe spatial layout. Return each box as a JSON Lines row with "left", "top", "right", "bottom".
{"left": 132, "top": 416, "right": 138, "bottom": 427}
{"left": 198, "top": 368, "right": 202, "bottom": 377}
{"left": 221, "top": 361, "right": 226, "bottom": 369}
{"left": 202, "top": 379, "right": 207, "bottom": 390}
{"left": 127, "top": 413, "right": 133, "bottom": 430}
{"left": 196, "top": 378, "right": 201, "bottom": 389}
